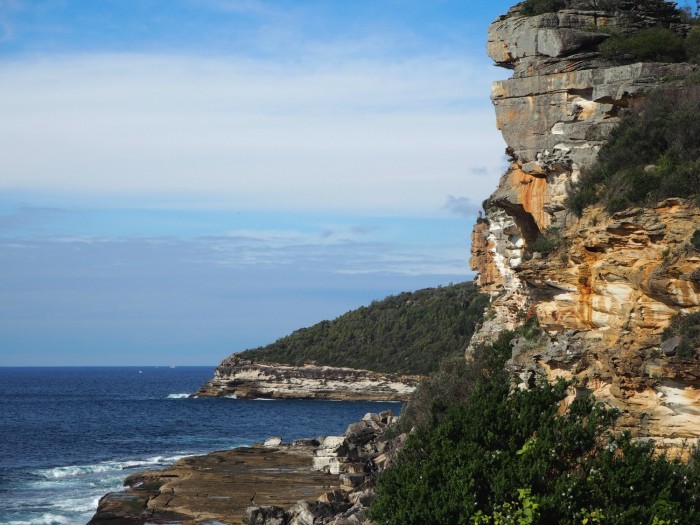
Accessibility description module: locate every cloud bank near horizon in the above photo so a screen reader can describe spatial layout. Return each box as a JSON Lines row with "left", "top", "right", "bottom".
{"left": 0, "top": 0, "right": 515, "bottom": 365}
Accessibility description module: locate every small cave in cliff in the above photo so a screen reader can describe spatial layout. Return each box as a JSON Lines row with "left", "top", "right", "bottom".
{"left": 490, "top": 197, "right": 541, "bottom": 245}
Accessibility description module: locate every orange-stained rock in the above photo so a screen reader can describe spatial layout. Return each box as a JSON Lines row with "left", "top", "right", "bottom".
{"left": 470, "top": 1, "right": 700, "bottom": 448}
{"left": 470, "top": 220, "right": 501, "bottom": 290}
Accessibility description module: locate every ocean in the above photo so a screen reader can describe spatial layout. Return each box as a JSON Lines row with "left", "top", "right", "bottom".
{"left": 0, "top": 366, "right": 401, "bottom": 525}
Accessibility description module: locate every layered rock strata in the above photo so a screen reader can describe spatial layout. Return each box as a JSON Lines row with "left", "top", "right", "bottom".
{"left": 193, "top": 359, "right": 421, "bottom": 402}
{"left": 470, "top": 1, "right": 700, "bottom": 446}
{"left": 88, "top": 412, "right": 402, "bottom": 525}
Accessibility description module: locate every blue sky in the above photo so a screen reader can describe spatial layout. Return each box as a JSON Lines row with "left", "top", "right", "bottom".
{"left": 0, "top": 0, "right": 519, "bottom": 365}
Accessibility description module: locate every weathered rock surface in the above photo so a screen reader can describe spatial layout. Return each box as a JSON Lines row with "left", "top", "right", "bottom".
{"left": 88, "top": 442, "right": 335, "bottom": 525}
{"left": 471, "top": 1, "right": 700, "bottom": 447}
{"left": 508, "top": 200, "right": 700, "bottom": 444}
{"left": 482, "top": 1, "right": 694, "bottom": 241}
{"left": 88, "top": 412, "right": 402, "bottom": 525}
{"left": 193, "top": 359, "right": 421, "bottom": 402}
{"left": 243, "top": 410, "right": 405, "bottom": 525}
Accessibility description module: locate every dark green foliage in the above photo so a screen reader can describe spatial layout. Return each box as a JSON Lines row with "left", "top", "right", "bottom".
{"left": 371, "top": 332, "right": 700, "bottom": 525}
{"left": 521, "top": 0, "right": 682, "bottom": 18}
{"left": 395, "top": 330, "right": 515, "bottom": 432}
{"left": 568, "top": 80, "right": 700, "bottom": 215}
{"left": 692, "top": 229, "right": 700, "bottom": 250}
{"left": 663, "top": 311, "right": 700, "bottom": 358}
{"left": 237, "top": 282, "right": 488, "bottom": 375}
{"left": 686, "top": 25, "right": 700, "bottom": 63}
{"left": 520, "top": 0, "right": 566, "bottom": 16}
{"left": 599, "top": 27, "right": 685, "bottom": 62}
{"left": 529, "top": 229, "right": 562, "bottom": 257}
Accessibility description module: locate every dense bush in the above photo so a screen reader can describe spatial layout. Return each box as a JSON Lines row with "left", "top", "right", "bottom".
{"left": 371, "top": 332, "right": 700, "bottom": 525}
{"left": 521, "top": 0, "right": 683, "bottom": 18}
{"left": 599, "top": 27, "right": 685, "bottom": 62}
{"left": 529, "top": 229, "right": 562, "bottom": 258}
{"left": 692, "top": 229, "right": 700, "bottom": 250}
{"left": 568, "top": 79, "right": 700, "bottom": 215}
{"left": 237, "top": 282, "right": 488, "bottom": 375}
{"left": 394, "top": 330, "right": 516, "bottom": 432}
{"left": 686, "top": 25, "right": 700, "bottom": 63}
{"left": 663, "top": 311, "right": 700, "bottom": 358}
{"left": 520, "top": 0, "right": 566, "bottom": 16}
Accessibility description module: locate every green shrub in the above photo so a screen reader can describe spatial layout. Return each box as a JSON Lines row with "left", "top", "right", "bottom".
{"left": 371, "top": 331, "right": 700, "bottom": 525}
{"left": 520, "top": 0, "right": 566, "bottom": 16}
{"left": 599, "top": 27, "right": 685, "bottom": 63}
{"left": 568, "top": 80, "right": 700, "bottom": 215}
{"left": 692, "top": 229, "right": 700, "bottom": 251}
{"left": 663, "top": 311, "right": 700, "bottom": 358}
{"left": 529, "top": 230, "right": 562, "bottom": 257}
{"left": 686, "top": 25, "right": 700, "bottom": 63}
{"left": 394, "top": 330, "right": 515, "bottom": 432}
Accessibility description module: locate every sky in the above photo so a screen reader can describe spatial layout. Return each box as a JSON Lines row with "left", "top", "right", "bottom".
{"left": 0, "top": 0, "right": 521, "bottom": 366}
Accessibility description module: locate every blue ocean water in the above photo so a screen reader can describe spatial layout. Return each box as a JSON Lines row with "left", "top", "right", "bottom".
{"left": 0, "top": 367, "right": 401, "bottom": 525}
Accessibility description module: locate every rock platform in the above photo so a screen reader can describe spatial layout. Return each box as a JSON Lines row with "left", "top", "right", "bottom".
{"left": 88, "top": 411, "right": 403, "bottom": 525}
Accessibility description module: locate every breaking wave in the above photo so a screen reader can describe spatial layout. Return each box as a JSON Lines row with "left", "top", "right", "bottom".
{"left": 5, "top": 513, "right": 73, "bottom": 525}
{"left": 33, "top": 454, "right": 191, "bottom": 479}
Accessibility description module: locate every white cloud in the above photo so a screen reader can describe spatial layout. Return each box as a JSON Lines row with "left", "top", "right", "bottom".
{"left": 192, "top": 227, "right": 470, "bottom": 276}
{"left": 0, "top": 51, "right": 506, "bottom": 215}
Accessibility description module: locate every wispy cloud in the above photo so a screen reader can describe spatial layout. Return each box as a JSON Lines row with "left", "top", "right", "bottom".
{"left": 443, "top": 195, "right": 481, "bottom": 218}
{"left": 0, "top": 51, "right": 505, "bottom": 215}
{"left": 201, "top": 233, "right": 470, "bottom": 276}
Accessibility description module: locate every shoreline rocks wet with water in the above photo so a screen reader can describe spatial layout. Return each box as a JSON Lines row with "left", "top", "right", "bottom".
{"left": 88, "top": 411, "right": 404, "bottom": 525}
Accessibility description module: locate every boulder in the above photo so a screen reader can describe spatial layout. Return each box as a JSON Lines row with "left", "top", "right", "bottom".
{"left": 264, "top": 436, "right": 283, "bottom": 447}
{"left": 339, "top": 473, "right": 366, "bottom": 491}
{"left": 287, "top": 501, "right": 333, "bottom": 525}
{"left": 244, "top": 505, "right": 288, "bottom": 525}
{"left": 345, "top": 421, "right": 378, "bottom": 447}
{"left": 661, "top": 336, "right": 683, "bottom": 357}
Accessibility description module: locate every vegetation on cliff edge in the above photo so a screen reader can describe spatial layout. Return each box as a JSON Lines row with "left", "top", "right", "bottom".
{"left": 521, "top": 0, "right": 684, "bottom": 18}
{"left": 663, "top": 311, "right": 700, "bottom": 358}
{"left": 371, "top": 328, "right": 700, "bottom": 525}
{"left": 236, "top": 282, "right": 488, "bottom": 376}
{"left": 521, "top": 0, "right": 700, "bottom": 64}
{"left": 568, "top": 76, "right": 700, "bottom": 215}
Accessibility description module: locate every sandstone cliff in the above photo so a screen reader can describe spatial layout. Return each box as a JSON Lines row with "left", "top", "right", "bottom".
{"left": 471, "top": 1, "right": 700, "bottom": 447}
{"left": 192, "top": 359, "right": 421, "bottom": 402}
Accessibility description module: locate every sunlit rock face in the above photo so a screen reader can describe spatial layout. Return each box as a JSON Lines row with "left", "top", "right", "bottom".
{"left": 192, "top": 359, "right": 421, "bottom": 401}
{"left": 471, "top": 1, "right": 700, "bottom": 447}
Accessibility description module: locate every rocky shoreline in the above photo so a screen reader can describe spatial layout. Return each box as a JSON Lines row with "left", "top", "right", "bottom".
{"left": 192, "top": 359, "right": 421, "bottom": 402}
{"left": 88, "top": 411, "right": 403, "bottom": 525}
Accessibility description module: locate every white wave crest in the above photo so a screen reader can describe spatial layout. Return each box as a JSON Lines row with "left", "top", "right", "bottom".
{"left": 6, "top": 513, "right": 72, "bottom": 525}
{"left": 166, "top": 393, "right": 191, "bottom": 399}
{"left": 53, "top": 495, "right": 103, "bottom": 513}
{"left": 34, "top": 454, "right": 191, "bottom": 479}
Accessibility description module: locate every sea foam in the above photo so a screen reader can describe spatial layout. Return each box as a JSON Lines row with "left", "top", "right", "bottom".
{"left": 166, "top": 393, "right": 191, "bottom": 399}
{"left": 34, "top": 454, "right": 191, "bottom": 479}
{"left": 6, "top": 513, "right": 73, "bottom": 525}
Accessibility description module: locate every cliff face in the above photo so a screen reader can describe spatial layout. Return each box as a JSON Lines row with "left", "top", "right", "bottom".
{"left": 193, "top": 359, "right": 421, "bottom": 402}
{"left": 471, "top": 2, "right": 700, "bottom": 446}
